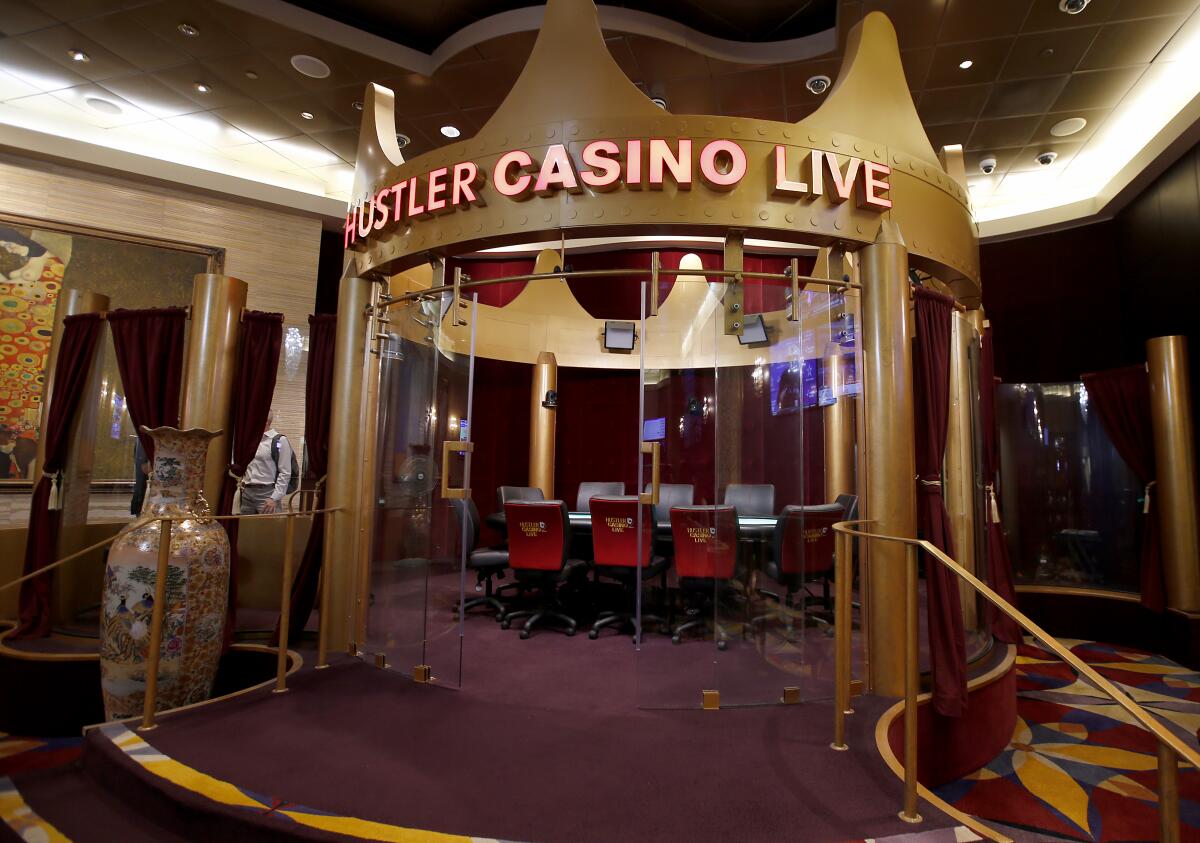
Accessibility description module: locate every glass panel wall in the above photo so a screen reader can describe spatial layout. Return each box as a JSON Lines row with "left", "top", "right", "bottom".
{"left": 996, "top": 382, "right": 1141, "bottom": 593}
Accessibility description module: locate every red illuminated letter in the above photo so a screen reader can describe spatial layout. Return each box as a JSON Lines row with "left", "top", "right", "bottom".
{"left": 372, "top": 187, "right": 391, "bottom": 230}
{"left": 391, "top": 181, "right": 407, "bottom": 222}
{"left": 581, "top": 140, "right": 621, "bottom": 190}
{"left": 534, "top": 144, "right": 581, "bottom": 195}
{"left": 824, "top": 154, "right": 862, "bottom": 203}
{"left": 859, "top": 161, "right": 893, "bottom": 210}
{"left": 648, "top": 139, "right": 692, "bottom": 189}
{"left": 772, "top": 145, "right": 807, "bottom": 196}
{"left": 495, "top": 150, "right": 534, "bottom": 198}
{"left": 406, "top": 176, "right": 426, "bottom": 217}
{"left": 426, "top": 167, "right": 448, "bottom": 212}
{"left": 343, "top": 208, "right": 357, "bottom": 247}
{"left": 699, "top": 140, "right": 746, "bottom": 190}
{"left": 451, "top": 162, "right": 482, "bottom": 205}
{"left": 626, "top": 140, "right": 643, "bottom": 189}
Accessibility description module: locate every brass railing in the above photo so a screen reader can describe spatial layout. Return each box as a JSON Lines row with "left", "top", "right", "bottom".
{"left": 832, "top": 520, "right": 1196, "bottom": 842}
{"left": 0, "top": 505, "right": 340, "bottom": 731}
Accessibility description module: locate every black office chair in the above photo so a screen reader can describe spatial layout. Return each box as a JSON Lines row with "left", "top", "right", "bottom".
{"left": 723, "top": 483, "right": 775, "bottom": 517}
{"left": 755, "top": 505, "right": 842, "bottom": 635}
{"left": 834, "top": 493, "right": 859, "bottom": 521}
{"left": 500, "top": 500, "right": 590, "bottom": 638}
{"left": 451, "top": 499, "right": 511, "bottom": 618}
{"left": 486, "top": 486, "right": 545, "bottom": 534}
{"left": 576, "top": 481, "right": 625, "bottom": 513}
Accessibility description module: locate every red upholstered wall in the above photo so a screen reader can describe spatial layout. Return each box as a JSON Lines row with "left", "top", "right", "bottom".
{"left": 468, "top": 358, "right": 532, "bottom": 544}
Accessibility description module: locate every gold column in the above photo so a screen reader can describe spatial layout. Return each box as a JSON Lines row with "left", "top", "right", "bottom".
{"left": 823, "top": 347, "right": 856, "bottom": 503}
{"left": 323, "top": 272, "right": 375, "bottom": 651}
{"left": 179, "top": 274, "right": 247, "bottom": 507}
{"left": 39, "top": 289, "right": 109, "bottom": 624}
{"left": 859, "top": 220, "right": 916, "bottom": 697}
{"left": 529, "top": 351, "right": 557, "bottom": 498}
{"left": 945, "top": 311, "right": 977, "bottom": 631}
{"left": 1147, "top": 336, "right": 1200, "bottom": 612}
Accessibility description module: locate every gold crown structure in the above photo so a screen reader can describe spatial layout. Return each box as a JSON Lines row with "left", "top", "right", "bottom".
{"left": 346, "top": 0, "right": 979, "bottom": 299}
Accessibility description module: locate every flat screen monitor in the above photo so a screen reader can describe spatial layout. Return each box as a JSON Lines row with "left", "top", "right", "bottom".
{"left": 769, "top": 358, "right": 818, "bottom": 415}
{"left": 642, "top": 416, "right": 666, "bottom": 441}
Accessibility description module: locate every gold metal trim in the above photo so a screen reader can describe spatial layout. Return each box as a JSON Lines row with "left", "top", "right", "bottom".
{"left": 638, "top": 441, "right": 661, "bottom": 505}
{"left": 1014, "top": 584, "right": 1142, "bottom": 603}
{"left": 413, "top": 664, "right": 432, "bottom": 683}
{"left": 374, "top": 653, "right": 387, "bottom": 669}
{"left": 781, "top": 687, "right": 801, "bottom": 705}
{"left": 702, "top": 689, "right": 720, "bottom": 710}
{"left": 441, "top": 440, "right": 474, "bottom": 499}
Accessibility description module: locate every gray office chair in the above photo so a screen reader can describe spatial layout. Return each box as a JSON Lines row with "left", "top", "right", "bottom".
{"left": 497, "top": 485, "right": 545, "bottom": 507}
{"left": 834, "top": 493, "right": 859, "bottom": 521}
{"left": 723, "top": 483, "right": 775, "bottom": 517}
{"left": 576, "top": 481, "right": 625, "bottom": 513}
{"left": 645, "top": 483, "right": 695, "bottom": 526}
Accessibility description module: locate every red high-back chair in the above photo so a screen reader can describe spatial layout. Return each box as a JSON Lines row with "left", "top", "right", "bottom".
{"left": 501, "top": 500, "right": 588, "bottom": 638}
{"left": 588, "top": 497, "right": 670, "bottom": 639}
{"left": 668, "top": 505, "right": 740, "bottom": 647}
{"left": 756, "top": 504, "right": 843, "bottom": 634}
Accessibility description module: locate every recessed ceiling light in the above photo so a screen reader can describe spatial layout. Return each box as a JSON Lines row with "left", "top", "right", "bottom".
{"left": 1040, "top": 47, "right": 1056, "bottom": 58}
{"left": 194, "top": 82, "right": 210, "bottom": 93}
{"left": 290, "top": 54, "right": 331, "bottom": 79}
{"left": 440, "top": 125, "right": 460, "bottom": 138}
{"left": 85, "top": 97, "right": 121, "bottom": 115}
{"left": 67, "top": 49, "right": 90, "bottom": 63}
{"left": 396, "top": 133, "right": 411, "bottom": 149}
{"left": 651, "top": 96, "right": 668, "bottom": 110}
{"left": 244, "top": 70, "right": 259, "bottom": 80}
{"left": 806, "top": 75, "right": 831, "bottom": 95}
{"left": 958, "top": 59, "right": 973, "bottom": 69}
{"left": 177, "top": 23, "right": 199, "bottom": 37}
{"left": 300, "top": 111, "right": 314, "bottom": 120}
{"left": 352, "top": 100, "right": 363, "bottom": 111}
{"left": 1050, "top": 116, "right": 1087, "bottom": 137}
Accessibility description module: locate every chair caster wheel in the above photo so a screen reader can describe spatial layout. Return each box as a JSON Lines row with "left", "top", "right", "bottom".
{"left": 501, "top": 621, "right": 511, "bottom": 629}
{"left": 717, "top": 640, "right": 728, "bottom": 651}
{"left": 588, "top": 629, "right": 599, "bottom": 639}
{"left": 671, "top": 635, "right": 681, "bottom": 645}
{"left": 519, "top": 629, "right": 530, "bottom": 639}
{"left": 566, "top": 628, "right": 576, "bottom": 637}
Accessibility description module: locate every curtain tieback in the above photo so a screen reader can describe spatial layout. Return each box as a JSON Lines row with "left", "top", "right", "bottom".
{"left": 985, "top": 483, "right": 1000, "bottom": 524}
{"left": 43, "top": 470, "right": 64, "bottom": 511}
{"left": 917, "top": 476, "right": 942, "bottom": 490}
{"left": 227, "top": 467, "right": 248, "bottom": 491}
{"left": 1144, "top": 480, "right": 1156, "bottom": 515}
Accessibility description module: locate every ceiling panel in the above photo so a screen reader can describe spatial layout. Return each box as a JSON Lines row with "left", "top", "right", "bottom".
{"left": 715, "top": 67, "right": 786, "bottom": 114}
{"left": 1028, "top": 106, "right": 1111, "bottom": 143}
{"left": 1022, "top": 0, "right": 1120, "bottom": 32}
{"left": 98, "top": 73, "right": 205, "bottom": 118}
{"left": 925, "top": 38, "right": 1014, "bottom": 88}
{"left": 966, "top": 116, "right": 1042, "bottom": 150}
{"left": 918, "top": 84, "right": 993, "bottom": 125}
{"left": 0, "top": 0, "right": 59, "bottom": 37}
{"left": 980, "top": 75, "right": 1070, "bottom": 118}
{"left": 1000, "top": 25, "right": 1101, "bottom": 79}
{"left": 938, "top": 0, "right": 1033, "bottom": 42}
{"left": 1052, "top": 65, "right": 1145, "bottom": 110}
{"left": 1077, "top": 15, "right": 1185, "bottom": 70}
{"left": 19, "top": 24, "right": 140, "bottom": 82}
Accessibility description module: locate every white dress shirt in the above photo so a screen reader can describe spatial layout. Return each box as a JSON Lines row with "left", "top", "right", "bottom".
{"left": 243, "top": 428, "right": 293, "bottom": 501}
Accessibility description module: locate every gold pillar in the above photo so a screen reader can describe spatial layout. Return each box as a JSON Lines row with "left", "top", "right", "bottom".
{"left": 945, "top": 311, "right": 977, "bottom": 631}
{"left": 39, "top": 290, "right": 110, "bottom": 624}
{"left": 529, "top": 351, "right": 557, "bottom": 498}
{"left": 860, "top": 220, "right": 916, "bottom": 697}
{"left": 1147, "top": 336, "right": 1200, "bottom": 612}
{"left": 823, "top": 347, "right": 856, "bottom": 503}
{"left": 179, "top": 274, "right": 247, "bottom": 507}
{"left": 324, "top": 272, "right": 375, "bottom": 651}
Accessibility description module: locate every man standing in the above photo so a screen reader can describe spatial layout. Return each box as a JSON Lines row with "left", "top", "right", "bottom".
{"left": 240, "top": 410, "right": 293, "bottom": 515}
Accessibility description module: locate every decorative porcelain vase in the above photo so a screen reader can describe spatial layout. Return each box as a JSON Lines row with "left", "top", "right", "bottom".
{"left": 100, "top": 426, "right": 229, "bottom": 720}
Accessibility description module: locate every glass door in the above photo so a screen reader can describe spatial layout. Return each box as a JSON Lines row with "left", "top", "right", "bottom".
{"left": 636, "top": 270, "right": 721, "bottom": 708}
{"left": 365, "top": 292, "right": 475, "bottom": 688}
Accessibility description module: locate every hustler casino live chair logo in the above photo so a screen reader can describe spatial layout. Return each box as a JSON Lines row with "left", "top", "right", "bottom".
{"left": 686, "top": 526, "right": 719, "bottom": 544}
{"left": 519, "top": 520, "right": 548, "bottom": 538}
{"left": 345, "top": 138, "right": 893, "bottom": 246}
{"left": 604, "top": 516, "right": 636, "bottom": 533}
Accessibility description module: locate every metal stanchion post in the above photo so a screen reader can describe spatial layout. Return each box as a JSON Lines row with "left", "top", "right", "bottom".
{"left": 1160, "top": 741, "right": 1180, "bottom": 843}
{"left": 139, "top": 518, "right": 172, "bottom": 732}
{"left": 275, "top": 513, "right": 296, "bottom": 693}
{"left": 832, "top": 531, "right": 849, "bottom": 751}
{"left": 900, "top": 543, "right": 922, "bottom": 823}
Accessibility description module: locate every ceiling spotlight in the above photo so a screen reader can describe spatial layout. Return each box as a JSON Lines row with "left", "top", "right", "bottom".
{"left": 396, "top": 133, "right": 411, "bottom": 149}
{"left": 806, "top": 75, "right": 831, "bottom": 95}
{"left": 1058, "top": 0, "right": 1090, "bottom": 14}
{"left": 177, "top": 23, "right": 199, "bottom": 37}
{"left": 194, "top": 82, "right": 211, "bottom": 93}
{"left": 300, "top": 111, "right": 315, "bottom": 120}
{"left": 290, "top": 54, "right": 331, "bottom": 79}
{"left": 651, "top": 96, "right": 668, "bottom": 110}
{"left": 1050, "top": 116, "right": 1087, "bottom": 137}
{"left": 67, "top": 49, "right": 90, "bottom": 62}
{"left": 1036, "top": 150, "right": 1058, "bottom": 166}
{"left": 440, "top": 125, "right": 461, "bottom": 138}
{"left": 244, "top": 70, "right": 259, "bottom": 80}
{"left": 958, "top": 59, "right": 973, "bottom": 69}
{"left": 352, "top": 100, "right": 363, "bottom": 111}
{"left": 1040, "top": 47, "right": 1056, "bottom": 58}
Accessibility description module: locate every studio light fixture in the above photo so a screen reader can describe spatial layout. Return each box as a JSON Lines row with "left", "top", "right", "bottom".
{"left": 806, "top": 75, "right": 831, "bottom": 95}
{"left": 440, "top": 125, "right": 461, "bottom": 138}
{"left": 396, "top": 133, "right": 411, "bottom": 149}
{"left": 352, "top": 100, "right": 363, "bottom": 111}
{"left": 603, "top": 321, "right": 636, "bottom": 352}
{"left": 177, "top": 23, "right": 199, "bottom": 37}
{"left": 68, "top": 49, "right": 90, "bottom": 62}
{"left": 651, "top": 96, "right": 668, "bottom": 110}
{"left": 958, "top": 59, "right": 973, "bottom": 69}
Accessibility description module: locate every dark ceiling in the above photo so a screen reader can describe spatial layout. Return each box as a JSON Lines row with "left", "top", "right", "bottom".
{"left": 281, "top": 0, "right": 838, "bottom": 52}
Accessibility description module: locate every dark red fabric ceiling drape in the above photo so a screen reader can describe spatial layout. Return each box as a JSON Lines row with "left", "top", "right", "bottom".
{"left": 107, "top": 308, "right": 187, "bottom": 462}
{"left": 979, "top": 326, "right": 1022, "bottom": 644}
{"left": 15, "top": 312, "right": 104, "bottom": 638}
{"left": 1080, "top": 364, "right": 1165, "bottom": 611}
{"left": 218, "top": 311, "right": 283, "bottom": 646}
{"left": 449, "top": 258, "right": 534, "bottom": 308}
{"left": 278, "top": 314, "right": 338, "bottom": 643}
{"left": 913, "top": 288, "right": 968, "bottom": 717}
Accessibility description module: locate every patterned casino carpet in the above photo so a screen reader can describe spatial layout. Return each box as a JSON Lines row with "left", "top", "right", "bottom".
{"left": 0, "top": 733, "right": 81, "bottom": 778}
{"left": 936, "top": 638, "right": 1200, "bottom": 842}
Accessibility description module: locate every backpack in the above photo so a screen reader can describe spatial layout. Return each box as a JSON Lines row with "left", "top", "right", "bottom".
{"left": 271, "top": 434, "right": 300, "bottom": 495}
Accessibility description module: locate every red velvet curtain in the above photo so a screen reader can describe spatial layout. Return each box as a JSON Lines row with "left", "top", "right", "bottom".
{"left": 448, "top": 258, "right": 534, "bottom": 308}
{"left": 979, "top": 327, "right": 1022, "bottom": 643}
{"left": 218, "top": 311, "right": 283, "bottom": 644}
{"left": 15, "top": 313, "right": 104, "bottom": 638}
{"left": 278, "top": 314, "right": 337, "bottom": 643}
{"left": 1080, "top": 364, "right": 1165, "bottom": 611}
{"left": 913, "top": 288, "right": 968, "bottom": 717}
{"left": 107, "top": 308, "right": 187, "bottom": 462}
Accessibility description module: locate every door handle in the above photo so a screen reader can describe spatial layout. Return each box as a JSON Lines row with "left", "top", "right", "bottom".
{"left": 441, "top": 440, "right": 473, "bottom": 499}
{"left": 639, "top": 441, "right": 660, "bottom": 505}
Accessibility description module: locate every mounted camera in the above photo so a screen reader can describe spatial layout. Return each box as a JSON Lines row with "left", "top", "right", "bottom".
{"left": 1036, "top": 151, "right": 1058, "bottom": 166}
{"left": 806, "top": 75, "right": 831, "bottom": 95}
{"left": 980, "top": 156, "right": 997, "bottom": 175}
{"left": 1058, "top": 0, "right": 1090, "bottom": 14}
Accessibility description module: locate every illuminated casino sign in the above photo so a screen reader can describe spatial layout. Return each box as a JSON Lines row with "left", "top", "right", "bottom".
{"left": 344, "top": 139, "right": 892, "bottom": 247}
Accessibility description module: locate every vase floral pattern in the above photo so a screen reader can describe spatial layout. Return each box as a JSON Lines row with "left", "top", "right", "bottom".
{"left": 100, "top": 426, "right": 229, "bottom": 720}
